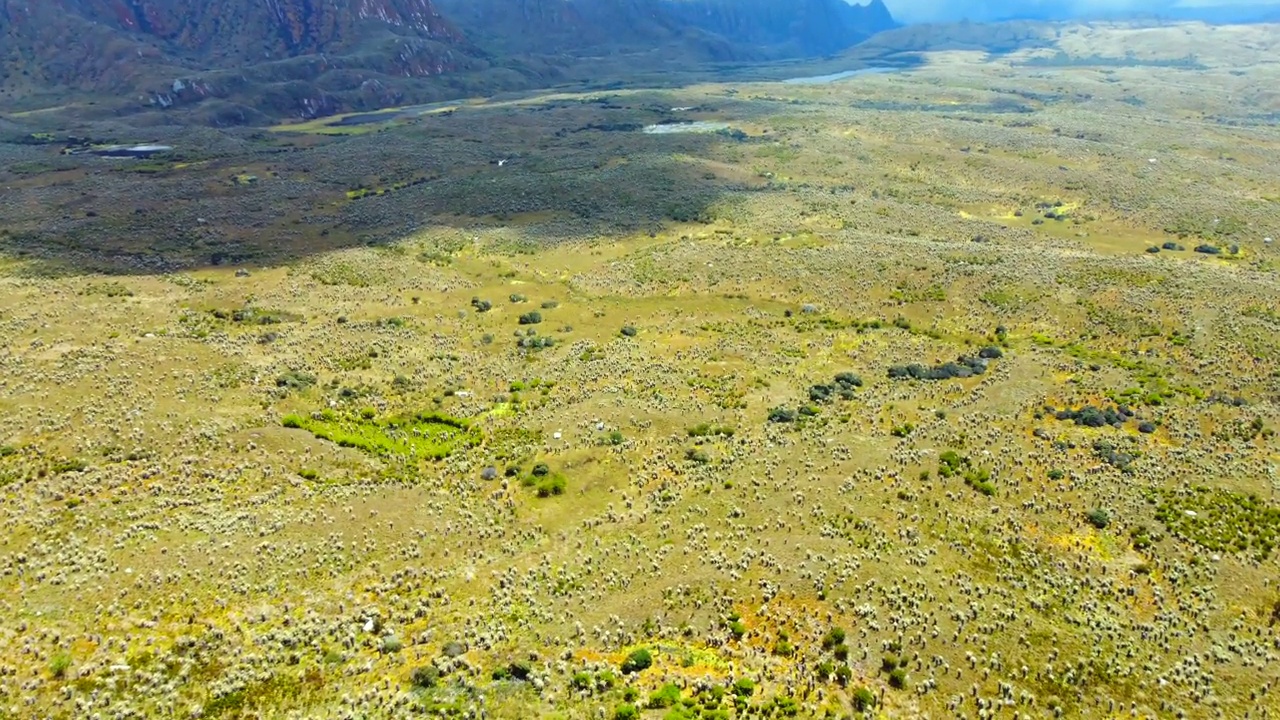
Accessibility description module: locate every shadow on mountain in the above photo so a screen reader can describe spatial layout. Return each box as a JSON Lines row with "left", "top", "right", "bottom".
{"left": 0, "top": 94, "right": 763, "bottom": 275}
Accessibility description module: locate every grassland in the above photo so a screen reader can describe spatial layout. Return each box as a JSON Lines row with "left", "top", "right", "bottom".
{"left": 1, "top": 21, "right": 1279, "bottom": 720}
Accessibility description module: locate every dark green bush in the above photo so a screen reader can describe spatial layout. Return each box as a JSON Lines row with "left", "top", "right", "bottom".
{"left": 620, "top": 648, "right": 653, "bottom": 674}
{"left": 1086, "top": 508, "right": 1111, "bottom": 529}
{"left": 411, "top": 665, "right": 440, "bottom": 688}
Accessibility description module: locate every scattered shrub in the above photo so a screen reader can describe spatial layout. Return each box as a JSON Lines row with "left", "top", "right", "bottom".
{"left": 852, "top": 686, "right": 876, "bottom": 711}
{"left": 411, "top": 665, "right": 439, "bottom": 688}
{"left": 821, "top": 627, "right": 846, "bottom": 650}
{"left": 768, "top": 406, "right": 797, "bottom": 423}
{"left": 620, "top": 648, "right": 653, "bottom": 674}
{"left": 1086, "top": 508, "right": 1111, "bottom": 529}
{"left": 49, "top": 652, "right": 71, "bottom": 679}
{"left": 536, "top": 475, "right": 566, "bottom": 497}
{"left": 649, "top": 683, "right": 682, "bottom": 708}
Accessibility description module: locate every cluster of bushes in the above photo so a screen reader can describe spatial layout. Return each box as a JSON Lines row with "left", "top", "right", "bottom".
{"left": 888, "top": 353, "right": 994, "bottom": 381}
{"left": 520, "top": 462, "right": 567, "bottom": 497}
{"left": 1047, "top": 403, "right": 1139, "bottom": 429}
{"left": 275, "top": 370, "right": 316, "bottom": 391}
{"left": 880, "top": 650, "right": 909, "bottom": 690}
{"left": 810, "top": 373, "right": 863, "bottom": 403}
{"left": 516, "top": 330, "right": 555, "bottom": 350}
{"left": 939, "top": 450, "right": 995, "bottom": 496}
{"left": 770, "top": 373, "right": 862, "bottom": 424}
{"left": 1093, "top": 440, "right": 1137, "bottom": 473}
{"left": 687, "top": 422, "right": 735, "bottom": 438}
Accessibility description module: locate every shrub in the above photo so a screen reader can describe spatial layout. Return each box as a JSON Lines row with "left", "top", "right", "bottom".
{"left": 649, "top": 683, "right": 683, "bottom": 708}
{"left": 732, "top": 678, "right": 756, "bottom": 697}
{"left": 410, "top": 665, "right": 439, "bottom": 688}
{"left": 49, "top": 652, "right": 71, "bottom": 679}
{"left": 852, "top": 687, "right": 876, "bottom": 711}
{"left": 768, "top": 406, "right": 797, "bottom": 423}
{"left": 614, "top": 703, "right": 640, "bottom": 720}
{"left": 685, "top": 448, "right": 710, "bottom": 464}
{"left": 531, "top": 462, "right": 550, "bottom": 477}
{"left": 536, "top": 475, "right": 566, "bottom": 497}
{"left": 888, "top": 668, "right": 908, "bottom": 689}
{"left": 276, "top": 370, "right": 317, "bottom": 391}
{"left": 298, "top": 468, "right": 319, "bottom": 480}
{"left": 834, "top": 372, "right": 863, "bottom": 389}
{"left": 541, "top": 300, "right": 560, "bottom": 309}
{"left": 1048, "top": 468, "right": 1065, "bottom": 480}
{"left": 821, "top": 626, "right": 846, "bottom": 650}
{"left": 1161, "top": 241, "right": 1185, "bottom": 251}
{"left": 620, "top": 648, "right": 653, "bottom": 674}
{"left": 620, "top": 325, "right": 638, "bottom": 337}
{"left": 727, "top": 620, "right": 746, "bottom": 639}
{"left": 379, "top": 635, "right": 403, "bottom": 653}
{"left": 881, "top": 655, "right": 899, "bottom": 672}
{"left": 978, "top": 346, "right": 1003, "bottom": 359}
{"left": 509, "top": 293, "right": 527, "bottom": 303}
{"left": 518, "top": 311, "right": 542, "bottom": 325}
{"left": 1086, "top": 508, "right": 1111, "bottom": 529}
{"left": 1194, "top": 244, "right": 1221, "bottom": 255}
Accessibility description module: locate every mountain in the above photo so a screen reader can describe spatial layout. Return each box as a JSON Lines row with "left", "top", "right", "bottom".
{"left": 0, "top": 0, "right": 897, "bottom": 124}
{"left": 659, "top": 0, "right": 897, "bottom": 57}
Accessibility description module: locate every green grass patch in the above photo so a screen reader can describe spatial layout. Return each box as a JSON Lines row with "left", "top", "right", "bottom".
{"left": 282, "top": 410, "right": 479, "bottom": 460}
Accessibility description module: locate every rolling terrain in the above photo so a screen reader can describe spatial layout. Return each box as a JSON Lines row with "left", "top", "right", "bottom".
{"left": 1, "top": 17, "right": 1279, "bottom": 720}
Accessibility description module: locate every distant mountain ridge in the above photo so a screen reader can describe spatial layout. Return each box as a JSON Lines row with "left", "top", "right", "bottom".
{"left": 0, "top": 0, "right": 897, "bottom": 123}
{"left": 660, "top": 0, "right": 897, "bottom": 57}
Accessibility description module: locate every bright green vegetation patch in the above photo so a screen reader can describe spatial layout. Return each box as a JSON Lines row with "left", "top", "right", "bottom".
{"left": 1151, "top": 486, "right": 1280, "bottom": 560}
{"left": 282, "top": 410, "right": 479, "bottom": 460}
{"left": 939, "top": 450, "right": 995, "bottom": 496}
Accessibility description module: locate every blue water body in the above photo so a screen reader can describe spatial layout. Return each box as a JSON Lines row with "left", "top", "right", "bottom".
{"left": 782, "top": 66, "right": 901, "bottom": 85}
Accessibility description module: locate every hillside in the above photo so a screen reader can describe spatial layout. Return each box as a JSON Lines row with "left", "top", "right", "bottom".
{"left": 0, "top": 0, "right": 897, "bottom": 123}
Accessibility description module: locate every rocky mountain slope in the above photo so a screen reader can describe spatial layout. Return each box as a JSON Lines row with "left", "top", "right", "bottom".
{"left": 0, "top": 0, "right": 896, "bottom": 123}
{"left": 660, "top": 0, "right": 896, "bottom": 57}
